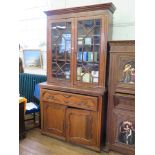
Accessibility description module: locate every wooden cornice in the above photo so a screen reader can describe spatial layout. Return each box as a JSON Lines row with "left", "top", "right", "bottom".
{"left": 44, "top": 3, "right": 116, "bottom": 16}
{"left": 109, "top": 40, "right": 135, "bottom": 45}
{"left": 109, "top": 40, "right": 135, "bottom": 53}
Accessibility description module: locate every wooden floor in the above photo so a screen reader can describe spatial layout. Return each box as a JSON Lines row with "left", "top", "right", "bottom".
{"left": 19, "top": 128, "right": 122, "bottom": 155}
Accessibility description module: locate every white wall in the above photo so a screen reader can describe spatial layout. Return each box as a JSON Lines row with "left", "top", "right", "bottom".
{"left": 19, "top": 0, "right": 134, "bottom": 74}
{"left": 46, "top": 0, "right": 135, "bottom": 40}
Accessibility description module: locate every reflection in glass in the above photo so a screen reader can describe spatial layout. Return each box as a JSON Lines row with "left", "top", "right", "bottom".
{"left": 51, "top": 22, "right": 71, "bottom": 80}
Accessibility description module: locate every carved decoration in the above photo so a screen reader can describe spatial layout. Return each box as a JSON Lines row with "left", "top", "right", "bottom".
{"left": 42, "top": 90, "right": 97, "bottom": 111}
{"left": 120, "top": 59, "right": 135, "bottom": 84}
{"left": 118, "top": 121, "right": 135, "bottom": 145}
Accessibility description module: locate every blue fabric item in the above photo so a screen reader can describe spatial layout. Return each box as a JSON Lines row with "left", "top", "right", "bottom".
{"left": 34, "top": 83, "right": 40, "bottom": 100}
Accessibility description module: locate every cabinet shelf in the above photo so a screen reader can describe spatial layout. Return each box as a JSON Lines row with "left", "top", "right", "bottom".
{"left": 52, "top": 59, "right": 70, "bottom": 62}
{"left": 78, "top": 44, "right": 100, "bottom": 46}
{"left": 78, "top": 35, "right": 101, "bottom": 37}
{"left": 77, "top": 61, "right": 99, "bottom": 63}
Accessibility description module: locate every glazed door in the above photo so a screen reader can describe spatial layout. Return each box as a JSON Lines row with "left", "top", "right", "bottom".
{"left": 66, "top": 108, "right": 98, "bottom": 146}
{"left": 74, "top": 16, "right": 107, "bottom": 87}
{"left": 47, "top": 18, "right": 74, "bottom": 83}
{"left": 43, "top": 102, "right": 67, "bottom": 138}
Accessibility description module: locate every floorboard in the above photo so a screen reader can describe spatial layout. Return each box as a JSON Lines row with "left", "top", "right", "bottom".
{"left": 19, "top": 128, "right": 122, "bottom": 155}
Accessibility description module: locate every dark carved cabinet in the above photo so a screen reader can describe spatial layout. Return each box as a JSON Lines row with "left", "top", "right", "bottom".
{"left": 106, "top": 41, "right": 135, "bottom": 155}
{"left": 40, "top": 3, "right": 116, "bottom": 151}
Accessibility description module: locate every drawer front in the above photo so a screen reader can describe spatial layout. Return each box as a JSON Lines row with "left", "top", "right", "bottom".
{"left": 113, "top": 93, "right": 135, "bottom": 111}
{"left": 41, "top": 89, "right": 98, "bottom": 111}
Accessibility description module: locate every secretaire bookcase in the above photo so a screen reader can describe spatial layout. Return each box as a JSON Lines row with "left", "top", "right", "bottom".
{"left": 40, "top": 3, "right": 116, "bottom": 151}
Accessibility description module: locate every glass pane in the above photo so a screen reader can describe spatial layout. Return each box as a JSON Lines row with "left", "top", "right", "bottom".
{"left": 77, "top": 19, "right": 101, "bottom": 83}
{"left": 76, "top": 62, "right": 99, "bottom": 83}
{"left": 51, "top": 22, "right": 71, "bottom": 80}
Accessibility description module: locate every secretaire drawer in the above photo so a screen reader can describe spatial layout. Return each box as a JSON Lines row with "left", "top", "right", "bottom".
{"left": 41, "top": 89, "right": 98, "bottom": 111}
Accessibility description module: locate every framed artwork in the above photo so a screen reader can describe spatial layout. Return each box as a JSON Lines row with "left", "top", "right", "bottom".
{"left": 23, "top": 49, "right": 42, "bottom": 69}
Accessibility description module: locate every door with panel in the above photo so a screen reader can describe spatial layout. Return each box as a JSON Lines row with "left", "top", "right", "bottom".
{"left": 42, "top": 102, "right": 67, "bottom": 139}
{"left": 66, "top": 108, "right": 98, "bottom": 148}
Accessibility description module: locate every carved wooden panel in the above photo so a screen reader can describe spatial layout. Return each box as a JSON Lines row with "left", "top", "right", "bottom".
{"left": 115, "top": 55, "right": 135, "bottom": 94}
{"left": 113, "top": 93, "right": 135, "bottom": 111}
{"left": 119, "top": 56, "right": 135, "bottom": 84}
{"left": 43, "top": 102, "right": 67, "bottom": 138}
{"left": 66, "top": 108, "right": 98, "bottom": 146}
{"left": 41, "top": 89, "right": 98, "bottom": 111}
{"left": 111, "top": 109, "right": 135, "bottom": 152}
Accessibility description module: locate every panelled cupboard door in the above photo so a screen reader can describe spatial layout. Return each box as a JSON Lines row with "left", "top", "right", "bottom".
{"left": 66, "top": 108, "right": 98, "bottom": 147}
{"left": 109, "top": 41, "right": 135, "bottom": 94}
{"left": 111, "top": 109, "right": 135, "bottom": 155}
{"left": 43, "top": 102, "right": 67, "bottom": 138}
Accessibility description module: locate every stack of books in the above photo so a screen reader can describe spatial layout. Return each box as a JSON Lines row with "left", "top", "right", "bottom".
{"left": 77, "top": 51, "right": 98, "bottom": 62}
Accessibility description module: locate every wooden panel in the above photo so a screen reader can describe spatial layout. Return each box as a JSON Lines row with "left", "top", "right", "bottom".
{"left": 43, "top": 102, "right": 67, "bottom": 138}
{"left": 113, "top": 93, "right": 135, "bottom": 111}
{"left": 66, "top": 108, "right": 98, "bottom": 147}
{"left": 109, "top": 41, "right": 135, "bottom": 94}
{"left": 19, "top": 102, "right": 25, "bottom": 139}
{"left": 41, "top": 89, "right": 98, "bottom": 111}
{"left": 110, "top": 109, "right": 135, "bottom": 155}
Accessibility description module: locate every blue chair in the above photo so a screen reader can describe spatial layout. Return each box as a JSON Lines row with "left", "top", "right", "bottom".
{"left": 25, "top": 83, "right": 40, "bottom": 130}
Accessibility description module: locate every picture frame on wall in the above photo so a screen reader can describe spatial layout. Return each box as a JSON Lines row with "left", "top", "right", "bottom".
{"left": 41, "top": 51, "right": 47, "bottom": 69}
{"left": 23, "top": 49, "right": 42, "bottom": 69}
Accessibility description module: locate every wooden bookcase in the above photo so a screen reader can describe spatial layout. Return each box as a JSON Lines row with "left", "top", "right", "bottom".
{"left": 106, "top": 41, "right": 135, "bottom": 155}
{"left": 40, "top": 3, "right": 116, "bottom": 151}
